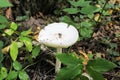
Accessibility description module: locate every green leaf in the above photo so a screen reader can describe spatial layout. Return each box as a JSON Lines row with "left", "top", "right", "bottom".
{"left": 17, "top": 42, "right": 24, "bottom": 48}
{"left": 63, "top": 8, "right": 79, "bottom": 14}
{"left": 60, "top": 16, "right": 76, "bottom": 26}
{"left": 0, "top": 41, "right": 3, "bottom": 67}
{"left": 32, "top": 45, "right": 40, "bottom": 58}
{"left": 60, "top": 16, "right": 72, "bottom": 23}
{"left": 0, "top": 41, "right": 3, "bottom": 49}
{"left": 0, "top": 67, "right": 8, "bottom": 80}
{"left": 6, "top": 70, "right": 18, "bottom": 80}
{"left": 80, "top": 22, "right": 92, "bottom": 28}
{"left": 10, "top": 22, "right": 18, "bottom": 31}
{"left": 80, "top": 6, "right": 98, "bottom": 14}
{"left": 80, "top": 75, "right": 89, "bottom": 80}
{"left": 16, "top": 16, "right": 28, "bottom": 21}
{"left": 87, "top": 67, "right": 105, "bottom": 80}
{"left": 80, "top": 28, "right": 93, "bottom": 38}
{"left": 56, "top": 53, "right": 83, "bottom": 67}
{"left": 19, "top": 70, "right": 29, "bottom": 80}
{"left": 19, "top": 36, "right": 32, "bottom": 52}
{"left": 13, "top": 61, "right": 22, "bottom": 71}
{"left": 0, "top": 0, "right": 12, "bottom": 8}
{"left": 4, "top": 29, "right": 14, "bottom": 36}
{"left": 21, "top": 29, "right": 31, "bottom": 36}
{"left": 0, "top": 24, "right": 7, "bottom": 29}
{"left": 55, "top": 64, "right": 83, "bottom": 80}
{"left": 87, "top": 58, "right": 117, "bottom": 72}
{"left": 10, "top": 41, "right": 18, "bottom": 61}
{"left": 0, "top": 50, "right": 3, "bottom": 64}
{"left": 0, "top": 15, "right": 8, "bottom": 23}
{"left": 69, "top": 0, "right": 90, "bottom": 7}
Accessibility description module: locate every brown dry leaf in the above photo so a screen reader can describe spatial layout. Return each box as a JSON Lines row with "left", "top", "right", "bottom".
{"left": 116, "top": 56, "right": 120, "bottom": 61}
{"left": 108, "top": 9, "right": 113, "bottom": 15}
{"left": 35, "top": 12, "right": 45, "bottom": 19}
{"left": 94, "top": 13, "right": 100, "bottom": 22}
{"left": 5, "top": 7, "right": 12, "bottom": 19}
{"left": 87, "top": 51, "right": 92, "bottom": 54}
{"left": 2, "top": 45, "right": 10, "bottom": 54}
{"left": 109, "top": 0, "right": 116, "bottom": 4}
{"left": 117, "top": 0, "right": 120, "bottom": 3}
{"left": 33, "top": 34, "right": 39, "bottom": 41}
{"left": 79, "top": 50, "right": 89, "bottom": 65}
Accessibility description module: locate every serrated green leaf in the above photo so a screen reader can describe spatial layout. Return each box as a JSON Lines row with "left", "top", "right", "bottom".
{"left": 32, "top": 45, "right": 40, "bottom": 58}
{"left": 63, "top": 8, "right": 79, "bottom": 14}
{"left": 87, "top": 67, "right": 105, "bottom": 80}
{"left": 60, "top": 16, "right": 77, "bottom": 27}
{"left": 0, "top": 15, "right": 8, "bottom": 23}
{"left": 19, "top": 36, "right": 32, "bottom": 52}
{"left": 0, "top": 0, "right": 12, "bottom": 8}
{"left": 10, "top": 22, "right": 18, "bottom": 31}
{"left": 60, "top": 16, "right": 72, "bottom": 23}
{"left": 55, "top": 64, "right": 83, "bottom": 80}
{"left": 80, "top": 28, "right": 93, "bottom": 38}
{"left": 80, "top": 75, "right": 89, "bottom": 80}
{"left": 10, "top": 42, "right": 18, "bottom": 61}
{"left": 56, "top": 53, "right": 83, "bottom": 67}
{"left": 21, "top": 29, "right": 31, "bottom": 36}
{"left": 0, "top": 67, "right": 8, "bottom": 80}
{"left": 80, "top": 6, "right": 98, "bottom": 14}
{"left": 87, "top": 58, "right": 117, "bottom": 72}
{"left": 80, "top": 22, "right": 92, "bottom": 28}
{"left": 19, "top": 70, "right": 29, "bottom": 80}
{"left": 6, "top": 70, "right": 18, "bottom": 80}
{"left": 69, "top": 0, "right": 90, "bottom": 7}
{"left": 13, "top": 61, "right": 22, "bottom": 71}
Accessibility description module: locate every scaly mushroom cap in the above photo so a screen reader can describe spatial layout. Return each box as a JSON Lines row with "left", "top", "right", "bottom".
{"left": 38, "top": 22, "right": 79, "bottom": 48}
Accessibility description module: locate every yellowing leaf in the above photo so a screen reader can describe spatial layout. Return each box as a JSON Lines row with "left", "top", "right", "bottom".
{"left": 4, "top": 29, "right": 14, "bottom": 36}
{"left": 19, "top": 36, "right": 32, "bottom": 52}
{"left": 10, "top": 42, "right": 18, "bottom": 61}
{"left": 116, "top": 56, "right": 120, "bottom": 61}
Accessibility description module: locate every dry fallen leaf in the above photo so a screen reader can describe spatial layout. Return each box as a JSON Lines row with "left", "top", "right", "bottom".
{"left": 94, "top": 13, "right": 101, "bottom": 22}
{"left": 2, "top": 45, "right": 10, "bottom": 54}
{"left": 5, "top": 7, "right": 12, "bottom": 19}
{"left": 116, "top": 56, "right": 120, "bottom": 61}
{"left": 79, "top": 50, "right": 89, "bottom": 65}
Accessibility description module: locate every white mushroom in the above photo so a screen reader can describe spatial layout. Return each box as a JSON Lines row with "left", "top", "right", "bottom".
{"left": 38, "top": 22, "right": 79, "bottom": 73}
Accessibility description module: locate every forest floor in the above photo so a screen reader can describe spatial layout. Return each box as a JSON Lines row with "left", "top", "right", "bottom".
{"left": 1, "top": 0, "right": 120, "bottom": 80}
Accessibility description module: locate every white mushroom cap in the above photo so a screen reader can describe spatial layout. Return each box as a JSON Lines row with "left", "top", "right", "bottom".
{"left": 38, "top": 22, "right": 79, "bottom": 48}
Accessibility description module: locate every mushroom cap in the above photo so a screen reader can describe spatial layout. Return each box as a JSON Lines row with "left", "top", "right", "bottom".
{"left": 38, "top": 22, "right": 79, "bottom": 48}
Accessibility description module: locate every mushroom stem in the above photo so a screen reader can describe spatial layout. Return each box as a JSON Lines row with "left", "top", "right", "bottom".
{"left": 55, "top": 47, "right": 62, "bottom": 73}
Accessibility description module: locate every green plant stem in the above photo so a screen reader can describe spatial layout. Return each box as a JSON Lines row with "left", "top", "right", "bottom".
{"left": 55, "top": 48, "right": 62, "bottom": 73}
{"left": 23, "top": 61, "right": 38, "bottom": 70}
{"left": 97, "top": 0, "right": 109, "bottom": 23}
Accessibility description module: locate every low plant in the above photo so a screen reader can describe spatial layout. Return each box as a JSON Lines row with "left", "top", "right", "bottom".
{"left": 0, "top": 1, "right": 40, "bottom": 79}
{"left": 0, "top": 61, "right": 29, "bottom": 80}
{"left": 57, "top": 0, "right": 111, "bottom": 40}
{"left": 55, "top": 53, "right": 117, "bottom": 80}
